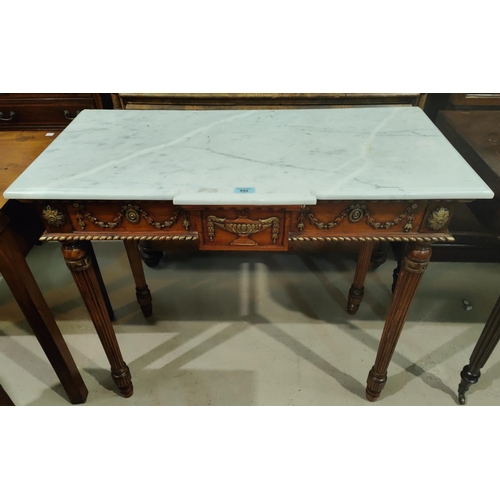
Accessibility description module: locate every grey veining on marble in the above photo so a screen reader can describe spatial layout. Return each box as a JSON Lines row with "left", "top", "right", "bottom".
{"left": 4, "top": 107, "right": 494, "bottom": 204}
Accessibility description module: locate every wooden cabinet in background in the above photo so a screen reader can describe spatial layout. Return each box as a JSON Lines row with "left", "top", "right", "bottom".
{"left": 112, "top": 93, "right": 427, "bottom": 110}
{"left": 0, "top": 93, "right": 103, "bottom": 130}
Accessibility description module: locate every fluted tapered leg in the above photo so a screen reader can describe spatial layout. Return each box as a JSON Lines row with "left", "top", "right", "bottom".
{"left": 458, "top": 295, "right": 500, "bottom": 404}
{"left": 87, "top": 242, "right": 114, "bottom": 321}
{"left": 347, "top": 241, "right": 374, "bottom": 315}
{"left": 123, "top": 240, "right": 153, "bottom": 317}
{"left": 366, "top": 242, "right": 432, "bottom": 402}
{"left": 62, "top": 241, "right": 132, "bottom": 397}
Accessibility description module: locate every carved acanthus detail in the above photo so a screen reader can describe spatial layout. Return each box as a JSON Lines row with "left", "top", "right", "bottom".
{"left": 42, "top": 206, "right": 66, "bottom": 227}
{"left": 427, "top": 207, "right": 450, "bottom": 231}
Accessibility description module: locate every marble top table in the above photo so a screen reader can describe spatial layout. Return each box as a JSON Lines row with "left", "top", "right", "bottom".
{"left": 4, "top": 107, "right": 493, "bottom": 403}
{"left": 5, "top": 107, "right": 492, "bottom": 203}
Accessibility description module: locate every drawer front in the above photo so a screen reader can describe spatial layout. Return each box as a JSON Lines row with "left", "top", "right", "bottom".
{"left": 37, "top": 201, "right": 195, "bottom": 237}
{"left": 0, "top": 98, "right": 96, "bottom": 130}
{"left": 36, "top": 200, "right": 454, "bottom": 245}
{"left": 198, "top": 207, "right": 289, "bottom": 251}
{"left": 290, "top": 201, "right": 455, "bottom": 238}
{"left": 0, "top": 93, "right": 94, "bottom": 99}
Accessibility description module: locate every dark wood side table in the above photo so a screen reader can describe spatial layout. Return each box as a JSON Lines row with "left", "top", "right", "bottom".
{"left": 0, "top": 131, "right": 88, "bottom": 404}
{"left": 436, "top": 109, "right": 500, "bottom": 404}
{"left": 458, "top": 295, "right": 500, "bottom": 404}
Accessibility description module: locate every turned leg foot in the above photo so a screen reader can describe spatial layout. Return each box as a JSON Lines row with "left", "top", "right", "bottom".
{"left": 458, "top": 365, "right": 481, "bottom": 405}
{"left": 366, "top": 368, "right": 387, "bottom": 402}
{"left": 366, "top": 242, "right": 431, "bottom": 401}
{"left": 124, "top": 240, "right": 153, "bottom": 317}
{"left": 347, "top": 241, "right": 374, "bottom": 315}
{"left": 62, "top": 241, "right": 133, "bottom": 397}
{"left": 112, "top": 366, "right": 134, "bottom": 398}
{"left": 347, "top": 286, "right": 364, "bottom": 315}
{"left": 456, "top": 294, "right": 500, "bottom": 404}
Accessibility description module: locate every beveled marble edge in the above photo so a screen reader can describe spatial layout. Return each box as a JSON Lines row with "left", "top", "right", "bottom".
{"left": 5, "top": 188, "right": 492, "bottom": 204}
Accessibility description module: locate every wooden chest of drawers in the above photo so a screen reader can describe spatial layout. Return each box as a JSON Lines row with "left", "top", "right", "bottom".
{"left": 0, "top": 93, "right": 103, "bottom": 130}
{"left": 112, "top": 93, "right": 426, "bottom": 110}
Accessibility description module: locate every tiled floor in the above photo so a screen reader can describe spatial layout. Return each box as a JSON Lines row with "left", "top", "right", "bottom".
{"left": 1, "top": 241, "right": 499, "bottom": 405}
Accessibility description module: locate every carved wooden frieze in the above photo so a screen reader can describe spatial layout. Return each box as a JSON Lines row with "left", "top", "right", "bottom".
{"left": 297, "top": 203, "right": 419, "bottom": 232}
{"left": 72, "top": 203, "right": 190, "bottom": 231}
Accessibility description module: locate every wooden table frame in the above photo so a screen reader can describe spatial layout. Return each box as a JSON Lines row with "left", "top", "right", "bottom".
{"left": 1, "top": 129, "right": 88, "bottom": 404}
{"left": 32, "top": 197, "right": 457, "bottom": 401}
{"left": 0, "top": 211, "right": 88, "bottom": 404}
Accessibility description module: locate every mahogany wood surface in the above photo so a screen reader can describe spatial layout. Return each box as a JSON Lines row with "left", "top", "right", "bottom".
{"left": 113, "top": 93, "right": 426, "bottom": 110}
{"left": 34, "top": 194, "right": 455, "bottom": 401}
{"left": 0, "top": 131, "right": 61, "bottom": 210}
{"left": 38, "top": 200, "right": 455, "bottom": 243}
{"left": 0, "top": 130, "right": 88, "bottom": 404}
{"left": 458, "top": 294, "right": 500, "bottom": 404}
{"left": 0, "top": 94, "right": 103, "bottom": 130}
{"left": 0, "top": 214, "right": 88, "bottom": 404}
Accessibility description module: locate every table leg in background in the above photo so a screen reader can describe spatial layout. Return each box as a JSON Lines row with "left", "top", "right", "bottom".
{"left": 123, "top": 240, "right": 153, "bottom": 317}
{"left": 347, "top": 240, "right": 374, "bottom": 315}
{"left": 0, "top": 384, "right": 15, "bottom": 406}
{"left": 458, "top": 295, "right": 500, "bottom": 405}
{"left": 0, "top": 220, "right": 88, "bottom": 404}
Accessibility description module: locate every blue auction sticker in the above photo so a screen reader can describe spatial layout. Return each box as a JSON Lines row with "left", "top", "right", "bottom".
{"left": 234, "top": 187, "right": 255, "bottom": 194}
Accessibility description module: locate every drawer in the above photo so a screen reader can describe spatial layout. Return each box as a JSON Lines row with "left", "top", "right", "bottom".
{"left": 37, "top": 201, "right": 195, "bottom": 237}
{"left": 291, "top": 201, "right": 456, "bottom": 237}
{"left": 198, "top": 207, "right": 289, "bottom": 251}
{"left": 1, "top": 93, "right": 94, "bottom": 99}
{"left": 0, "top": 98, "right": 97, "bottom": 130}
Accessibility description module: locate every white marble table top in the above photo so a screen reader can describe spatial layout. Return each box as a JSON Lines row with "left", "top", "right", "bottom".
{"left": 4, "top": 107, "right": 493, "bottom": 205}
